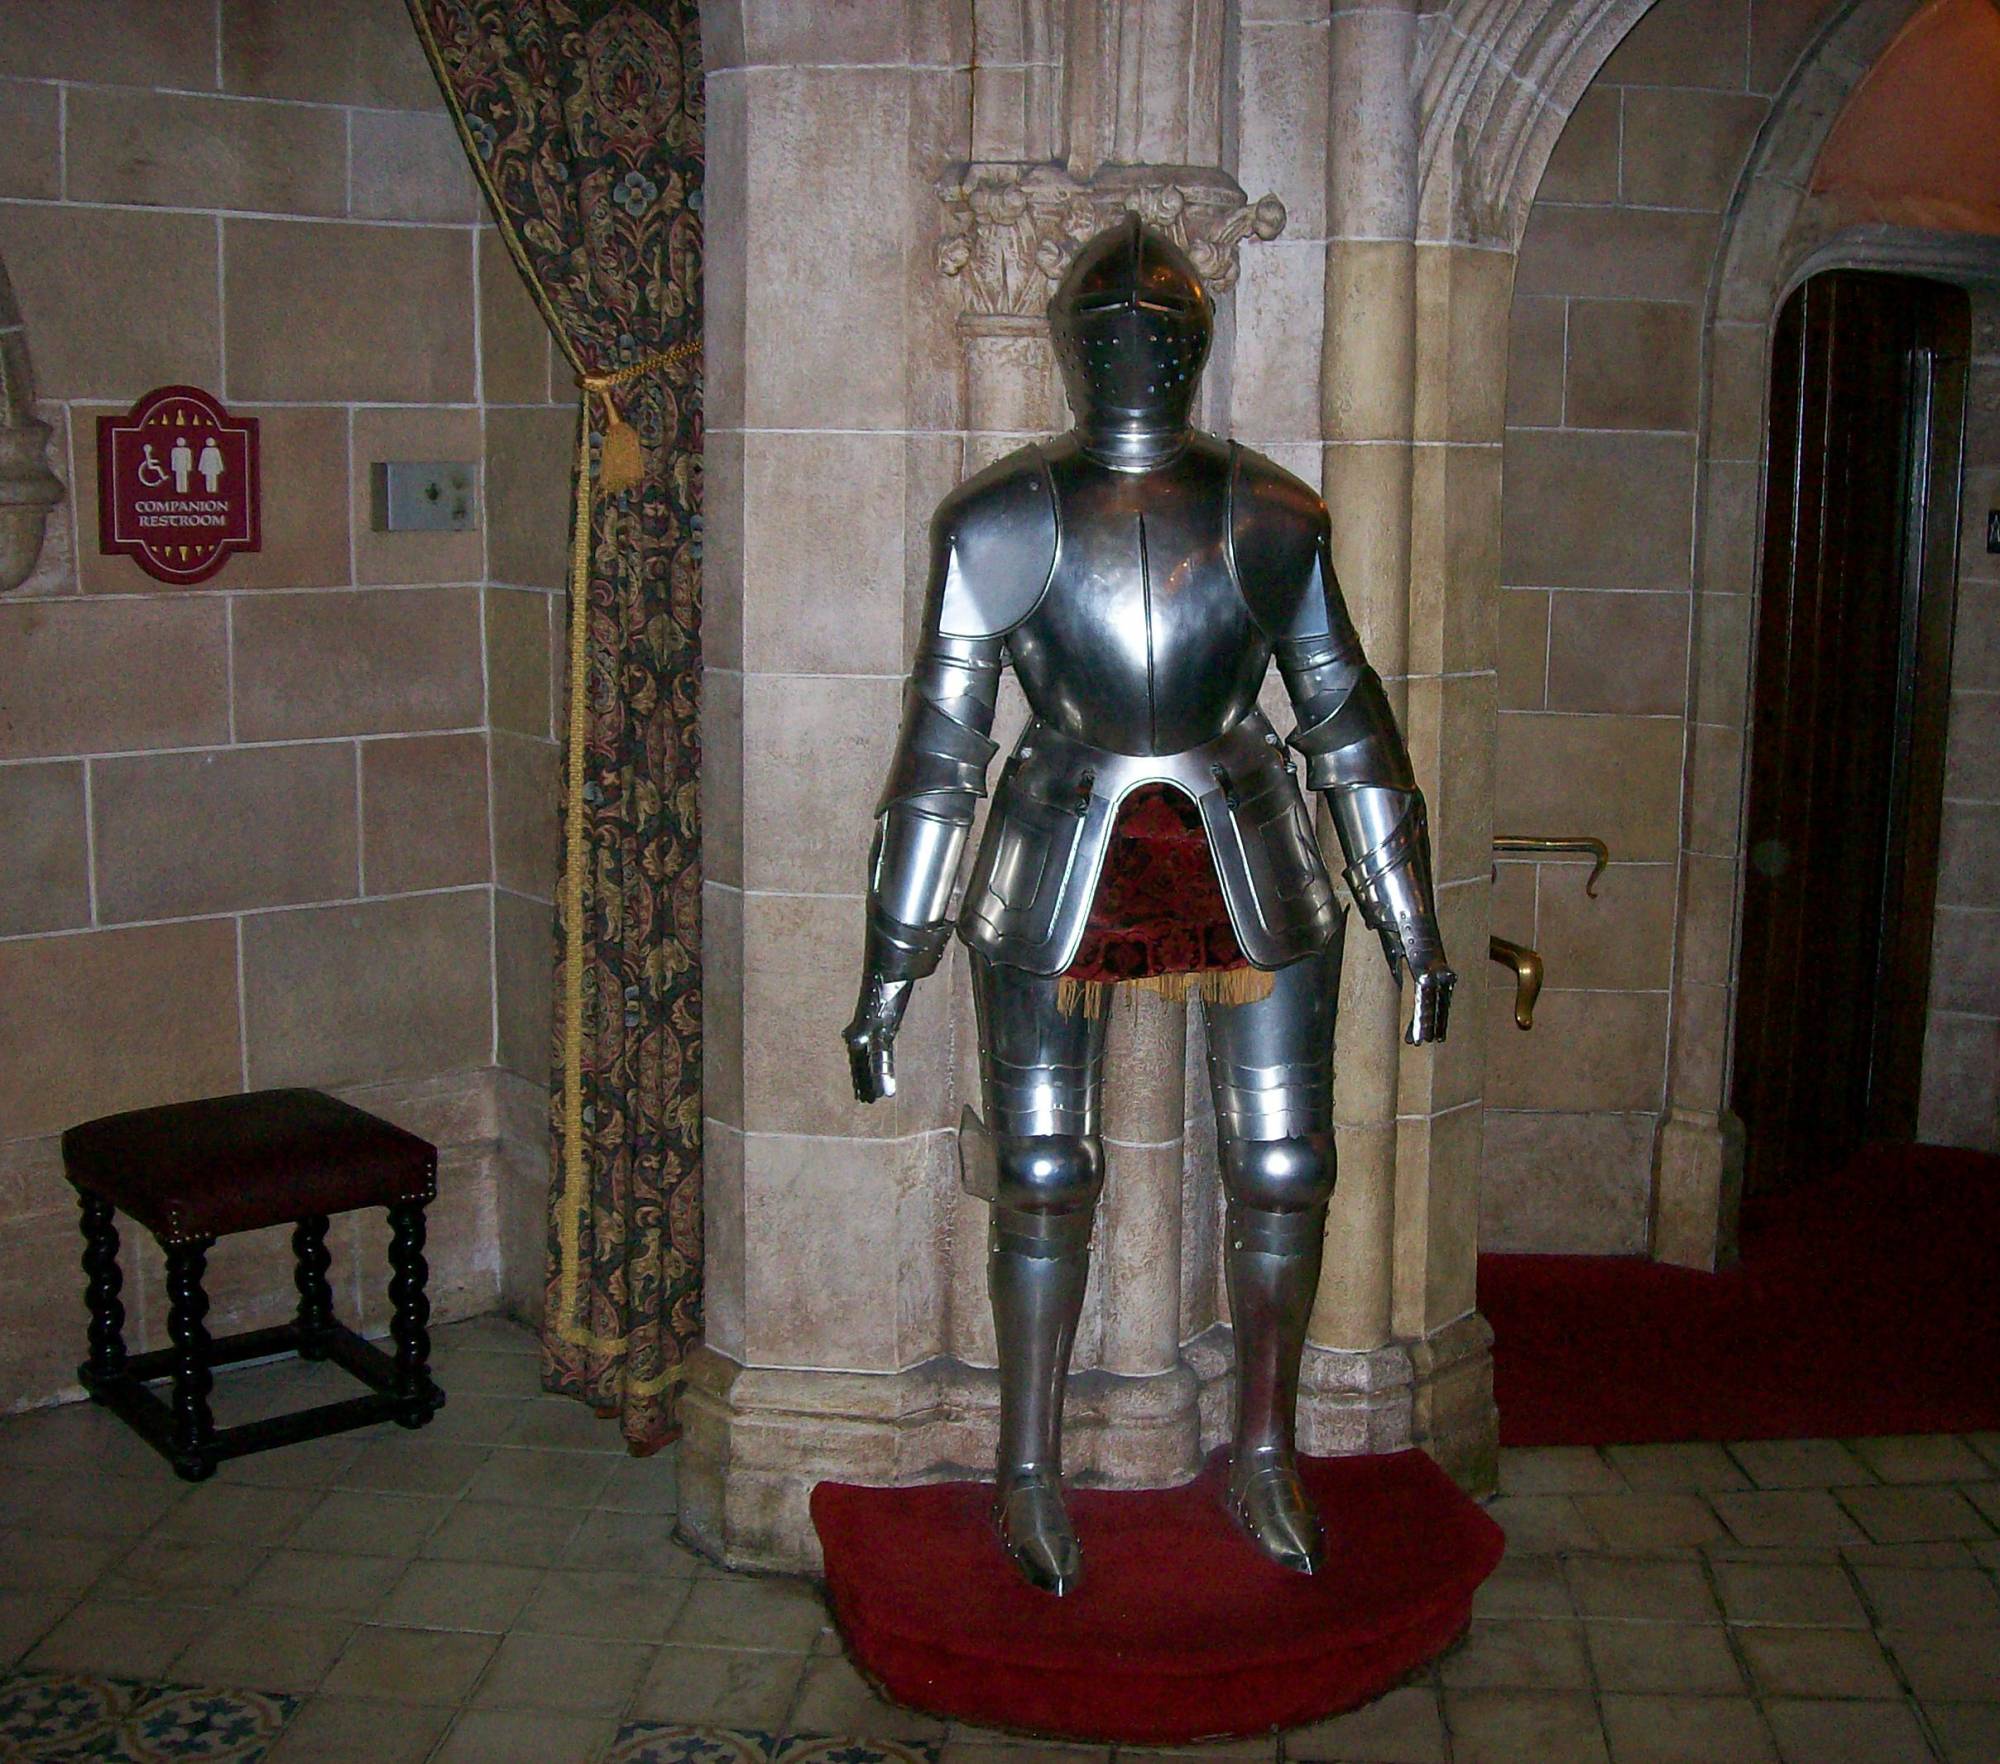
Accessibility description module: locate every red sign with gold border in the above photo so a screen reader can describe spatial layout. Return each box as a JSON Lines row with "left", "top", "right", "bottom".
{"left": 98, "top": 385, "right": 261, "bottom": 585}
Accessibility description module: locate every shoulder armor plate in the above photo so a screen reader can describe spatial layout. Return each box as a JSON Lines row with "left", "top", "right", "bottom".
{"left": 1229, "top": 445, "right": 1336, "bottom": 645}
{"left": 934, "top": 444, "right": 1060, "bottom": 640}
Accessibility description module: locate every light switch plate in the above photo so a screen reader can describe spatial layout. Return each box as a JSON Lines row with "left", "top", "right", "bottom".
{"left": 371, "top": 461, "right": 478, "bottom": 532}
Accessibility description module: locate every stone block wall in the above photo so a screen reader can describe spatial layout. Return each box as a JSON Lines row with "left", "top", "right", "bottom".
{"left": 0, "top": 0, "right": 569, "bottom": 1410}
{"left": 1485, "top": 0, "right": 1845, "bottom": 1253}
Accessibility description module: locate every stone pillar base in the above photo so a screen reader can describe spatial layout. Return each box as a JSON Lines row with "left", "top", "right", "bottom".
{"left": 1650, "top": 1106, "right": 1745, "bottom": 1272}
{"left": 1410, "top": 1310, "right": 1498, "bottom": 1496}
{"left": 677, "top": 1347, "right": 1202, "bottom": 1574}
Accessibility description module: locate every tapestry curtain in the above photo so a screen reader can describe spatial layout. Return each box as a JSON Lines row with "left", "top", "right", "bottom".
{"left": 410, "top": 0, "right": 703, "bottom": 1450}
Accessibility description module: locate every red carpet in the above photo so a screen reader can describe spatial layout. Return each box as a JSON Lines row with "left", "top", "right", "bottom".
{"left": 812, "top": 1448, "right": 1502, "bottom": 1746}
{"left": 1483, "top": 1143, "right": 2000, "bottom": 1447}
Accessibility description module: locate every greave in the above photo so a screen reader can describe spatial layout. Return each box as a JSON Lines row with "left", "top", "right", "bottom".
{"left": 1225, "top": 1200, "right": 1328, "bottom": 1573}
{"left": 990, "top": 1204, "right": 1092, "bottom": 1594}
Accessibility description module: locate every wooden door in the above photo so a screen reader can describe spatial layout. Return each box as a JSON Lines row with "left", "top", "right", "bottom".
{"left": 1732, "top": 270, "right": 1968, "bottom": 1195}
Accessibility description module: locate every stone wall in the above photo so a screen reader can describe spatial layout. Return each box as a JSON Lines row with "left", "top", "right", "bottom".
{"left": 0, "top": 0, "right": 567, "bottom": 1410}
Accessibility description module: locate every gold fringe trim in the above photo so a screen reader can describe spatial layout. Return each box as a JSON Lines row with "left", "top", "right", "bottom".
{"left": 1056, "top": 965, "right": 1278, "bottom": 1018}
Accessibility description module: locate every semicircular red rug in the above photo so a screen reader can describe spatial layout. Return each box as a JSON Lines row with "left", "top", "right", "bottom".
{"left": 811, "top": 1447, "right": 1502, "bottom": 1746}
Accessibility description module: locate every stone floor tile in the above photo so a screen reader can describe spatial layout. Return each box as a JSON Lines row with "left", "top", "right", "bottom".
{"left": 0, "top": 1587, "right": 75, "bottom": 1665}
{"left": 1880, "top": 1625, "right": 2000, "bottom": 1701}
{"left": 214, "top": 1434, "right": 364, "bottom": 1489}
{"left": 0, "top": 1406, "right": 181, "bottom": 1480}
{"left": 0, "top": 1468, "right": 183, "bottom": 1536}
{"left": 97, "top": 1535, "right": 268, "bottom": 1601}
{"left": 1926, "top": 1699, "right": 2000, "bottom": 1764}
{"left": 1474, "top": 1553, "right": 1573, "bottom": 1619}
{"left": 422, "top": 1498, "right": 587, "bottom": 1567}
{"left": 1843, "top": 1539, "right": 1978, "bottom": 1569}
{"left": 1840, "top": 1485, "right": 1993, "bottom": 1545}
{"left": 1584, "top": 1621, "right": 1745, "bottom": 1695}
{"left": 445, "top": 1314, "right": 541, "bottom": 1356}
{"left": 1498, "top": 1447, "right": 1624, "bottom": 1496}
{"left": 472, "top": 1629, "right": 655, "bottom": 1713}
{"left": 1959, "top": 1481, "right": 2000, "bottom": 1531}
{"left": 1597, "top": 1693, "right": 1776, "bottom": 1764}
{"left": 374, "top": 1557, "right": 544, "bottom": 1632}
{"left": 1970, "top": 1539, "right": 2000, "bottom": 1573}
{"left": 242, "top": 1548, "right": 407, "bottom": 1617}
{"left": 433, "top": 1706, "right": 617, "bottom": 1764}
{"left": 263, "top": 1693, "right": 454, "bottom": 1763}
{"left": 501, "top": 1397, "right": 629, "bottom": 1454}
{"left": 154, "top": 1479, "right": 312, "bottom": 1548}
{"left": 561, "top": 1507, "right": 709, "bottom": 1577}
{"left": 1119, "top": 1736, "right": 1277, "bottom": 1759}
{"left": 1566, "top": 1557, "right": 1718, "bottom": 1623}
{"left": 290, "top": 1489, "right": 452, "bottom": 1556}
{"left": 319, "top": 1623, "right": 498, "bottom": 1702}
{"left": 1571, "top": 1494, "right": 1724, "bottom": 1552}
{"left": 1484, "top": 1495, "right": 1602, "bottom": 1553}
{"left": 1966, "top": 1434, "right": 2000, "bottom": 1474}
{"left": 27, "top": 1596, "right": 212, "bottom": 1676}
{"left": 1854, "top": 1564, "right": 2000, "bottom": 1629}
{"left": 596, "top": 1452, "right": 682, "bottom": 1516}
{"left": 421, "top": 1393, "right": 533, "bottom": 1446}
{"left": 1710, "top": 1560, "right": 1868, "bottom": 1627}
{"left": 1438, "top": 1617, "right": 1591, "bottom": 1690}
{"left": 1735, "top": 1625, "right": 1901, "bottom": 1698}
{"left": 0, "top": 1524, "right": 130, "bottom": 1595}
{"left": 1710, "top": 1490, "right": 1868, "bottom": 1549}
{"left": 1285, "top": 1682, "right": 1446, "bottom": 1761}
{"left": 516, "top": 1568, "right": 690, "bottom": 1642}
{"left": 1761, "top": 1698, "right": 1934, "bottom": 1764}
{"left": 426, "top": 1350, "right": 543, "bottom": 1396}
{"left": 334, "top": 1438, "right": 492, "bottom": 1497}
{"left": 1601, "top": 1443, "right": 1750, "bottom": 1494}
{"left": 668, "top": 1575, "right": 831, "bottom": 1653}
{"left": 1442, "top": 1689, "right": 1610, "bottom": 1763}
{"left": 1846, "top": 1435, "right": 1994, "bottom": 1485}
{"left": 1727, "top": 1440, "right": 1874, "bottom": 1489}
{"left": 791, "top": 1653, "right": 951, "bottom": 1741}
{"left": 629, "top": 1641, "right": 808, "bottom": 1724}
{"left": 173, "top": 1608, "right": 357, "bottom": 1692}
{"left": 465, "top": 1446, "right": 620, "bottom": 1509}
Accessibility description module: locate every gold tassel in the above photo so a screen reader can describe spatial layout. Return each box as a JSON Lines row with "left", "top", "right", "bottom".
{"left": 596, "top": 394, "right": 645, "bottom": 495}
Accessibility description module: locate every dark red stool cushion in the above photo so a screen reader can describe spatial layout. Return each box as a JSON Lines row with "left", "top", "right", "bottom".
{"left": 62, "top": 1089, "right": 436, "bottom": 1245}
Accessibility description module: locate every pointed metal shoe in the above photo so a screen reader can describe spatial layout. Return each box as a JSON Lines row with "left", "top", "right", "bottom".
{"left": 1226, "top": 1451, "right": 1326, "bottom": 1575}
{"left": 996, "top": 1469, "right": 1082, "bottom": 1595}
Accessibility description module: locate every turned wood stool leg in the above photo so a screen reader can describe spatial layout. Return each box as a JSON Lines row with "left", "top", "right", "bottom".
{"left": 386, "top": 1202, "right": 436, "bottom": 1426}
{"left": 165, "top": 1237, "right": 218, "bottom": 1480}
{"left": 76, "top": 1190, "right": 128, "bottom": 1393}
{"left": 292, "top": 1214, "right": 335, "bottom": 1360}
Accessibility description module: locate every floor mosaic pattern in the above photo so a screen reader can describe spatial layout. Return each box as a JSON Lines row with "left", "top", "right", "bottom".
{"left": 1, "top": 1317, "right": 1996, "bottom": 1761}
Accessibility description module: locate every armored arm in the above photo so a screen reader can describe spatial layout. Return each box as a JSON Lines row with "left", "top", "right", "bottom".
{"left": 843, "top": 630, "right": 1002, "bottom": 1101}
{"left": 1243, "top": 467, "right": 1453, "bottom": 1044}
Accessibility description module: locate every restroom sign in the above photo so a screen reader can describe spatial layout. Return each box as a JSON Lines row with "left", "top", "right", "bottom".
{"left": 98, "top": 385, "right": 260, "bottom": 584}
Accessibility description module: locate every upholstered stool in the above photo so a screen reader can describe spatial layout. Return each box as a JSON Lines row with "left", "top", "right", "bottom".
{"left": 62, "top": 1088, "right": 446, "bottom": 1481}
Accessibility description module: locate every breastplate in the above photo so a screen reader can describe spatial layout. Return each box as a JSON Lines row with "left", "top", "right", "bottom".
{"left": 1006, "top": 435, "right": 1268, "bottom": 757}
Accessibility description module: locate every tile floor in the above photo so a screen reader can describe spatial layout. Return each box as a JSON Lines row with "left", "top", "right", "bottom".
{"left": 1, "top": 1316, "right": 1996, "bottom": 1762}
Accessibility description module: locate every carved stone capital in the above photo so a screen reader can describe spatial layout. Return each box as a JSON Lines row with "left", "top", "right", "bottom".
{"left": 936, "top": 161, "right": 1286, "bottom": 321}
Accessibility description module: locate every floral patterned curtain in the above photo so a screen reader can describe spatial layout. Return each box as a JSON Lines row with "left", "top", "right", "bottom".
{"left": 410, "top": 0, "right": 703, "bottom": 1450}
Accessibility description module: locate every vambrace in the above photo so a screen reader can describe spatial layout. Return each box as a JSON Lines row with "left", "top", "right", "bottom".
{"left": 1275, "top": 635, "right": 1442, "bottom": 973}
{"left": 864, "top": 637, "right": 1001, "bottom": 984}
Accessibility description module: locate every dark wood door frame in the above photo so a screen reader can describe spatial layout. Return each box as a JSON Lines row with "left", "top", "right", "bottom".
{"left": 1732, "top": 269, "right": 1968, "bottom": 1194}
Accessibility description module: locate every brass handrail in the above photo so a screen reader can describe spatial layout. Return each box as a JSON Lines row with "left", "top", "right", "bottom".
{"left": 1492, "top": 834, "right": 1610, "bottom": 897}
{"left": 1488, "top": 936, "right": 1544, "bottom": 1031}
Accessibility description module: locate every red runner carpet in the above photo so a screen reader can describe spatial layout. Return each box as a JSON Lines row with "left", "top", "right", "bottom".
{"left": 813, "top": 1448, "right": 1501, "bottom": 1745}
{"left": 1483, "top": 1143, "right": 2000, "bottom": 1447}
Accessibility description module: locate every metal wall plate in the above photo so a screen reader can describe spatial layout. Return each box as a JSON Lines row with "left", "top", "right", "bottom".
{"left": 370, "top": 461, "right": 478, "bottom": 532}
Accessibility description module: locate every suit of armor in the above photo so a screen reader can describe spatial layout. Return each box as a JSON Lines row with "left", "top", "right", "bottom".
{"left": 844, "top": 216, "right": 1454, "bottom": 1594}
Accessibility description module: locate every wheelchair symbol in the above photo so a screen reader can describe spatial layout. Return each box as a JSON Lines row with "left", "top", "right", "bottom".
{"left": 134, "top": 444, "right": 169, "bottom": 489}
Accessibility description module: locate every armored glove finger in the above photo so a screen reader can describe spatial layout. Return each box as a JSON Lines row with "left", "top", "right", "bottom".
{"left": 1406, "top": 957, "right": 1456, "bottom": 1046}
{"left": 842, "top": 976, "right": 912, "bottom": 1104}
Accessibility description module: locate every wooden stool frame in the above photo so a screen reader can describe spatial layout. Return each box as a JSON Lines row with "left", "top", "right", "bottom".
{"left": 75, "top": 1193, "right": 445, "bottom": 1481}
